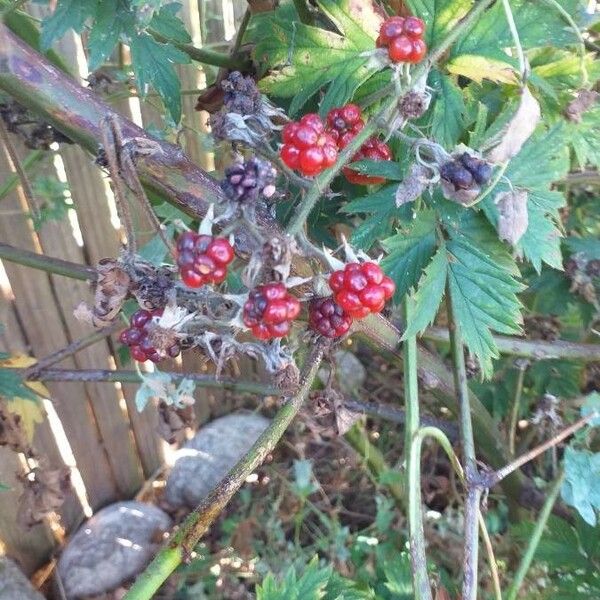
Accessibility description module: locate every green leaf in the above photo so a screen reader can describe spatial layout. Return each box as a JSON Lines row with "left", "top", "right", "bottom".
{"left": 257, "top": 557, "right": 332, "bottom": 600}
{"left": 446, "top": 229, "right": 524, "bottom": 377}
{"left": 88, "top": 0, "right": 131, "bottom": 70}
{"left": 381, "top": 211, "right": 437, "bottom": 302}
{"left": 350, "top": 212, "right": 395, "bottom": 251}
{"left": 566, "top": 237, "right": 600, "bottom": 259}
{"left": 341, "top": 184, "right": 397, "bottom": 214}
{"left": 581, "top": 393, "right": 600, "bottom": 427}
{"left": 137, "top": 224, "right": 175, "bottom": 266}
{"left": 562, "top": 447, "right": 600, "bottom": 526}
{"left": 403, "top": 244, "right": 447, "bottom": 339}
{"left": 254, "top": 0, "right": 382, "bottom": 115}
{"left": 41, "top": 0, "right": 97, "bottom": 51}
{"left": 568, "top": 104, "right": 600, "bottom": 169}
{"left": 382, "top": 551, "right": 413, "bottom": 598}
{"left": 149, "top": 2, "right": 192, "bottom": 43}
{"left": 528, "top": 360, "right": 584, "bottom": 398}
{"left": 0, "top": 368, "right": 39, "bottom": 403}
{"left": 405, "top": 0, "right": 471, "bottom": 48}
{"left": 129, "top": 33, "right": 189, "bottom": 123}
{"left": 292, "top": 459, "right": 319, "bottom": 499}
{"left": 428, "top": 70, "right": 466, "bottom": 148}
{"left": 452, "top": 0, "right": 592, "bottom": 63}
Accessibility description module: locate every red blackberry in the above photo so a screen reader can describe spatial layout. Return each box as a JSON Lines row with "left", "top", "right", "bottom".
{"left": 329, "top": 262, "right": 395, "bottom": 319}
{"left": 378, "top": 15, "right": 427, "bottom": 64}
{"left": 326, "top": 104, "right": 365, "bottom": 149}
{"left": 308, "top": 297, "right": 353, "bottom": 338}
{"left": 119, "top": 309, "right": 180, "bottom": 363}
{"left": 280, "top": 113, "right": 338, "bottom": 176}
{"left": 343, "top": 137, "right": 392, "bottom": 186}
{"left": 243, "top": 283, "right": 301, "bottom": 340}
{"left": 176, "top": 232, "right": 235, "bottom": 288}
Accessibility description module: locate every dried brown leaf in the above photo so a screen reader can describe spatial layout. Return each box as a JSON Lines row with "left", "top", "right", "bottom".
{"left": 17, "top": 467, "right": 71, "bottom": 528}
{"left": 487, "top": 86, "right": 540, "bottom": 164}
{"left": 497, "top": 189, "right": 529, "bottom": 245}
{"left": 395, "top": 164, "right": 430, "bottom": 207}
{"left": 564, "top": 90, "right": 599, "bottom": 123}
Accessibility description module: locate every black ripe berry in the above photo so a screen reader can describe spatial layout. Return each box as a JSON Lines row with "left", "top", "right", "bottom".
{"left": 440, "top": 162, "right": 473, "bottom": 190}
{"left": 459, "top": 152, "right": 493, "bottom": 185}
{"left": 308, "top": 297, "right": 352, "bottom": 338}
{"left": 120, "top": 309, "right": 180, "bottom": 363}
{"left": 441, "top": 153, "right": 492, "bottom": 190}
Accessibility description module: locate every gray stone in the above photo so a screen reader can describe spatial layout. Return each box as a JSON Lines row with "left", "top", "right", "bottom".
{"left": 57, "top": 501, "right": 171, "bottom": 599}
{"left": 0, "top": 558, "right": 44, "bottom": 600}
{"left": 165, "top": 413, "right": 270, "bottom": 509}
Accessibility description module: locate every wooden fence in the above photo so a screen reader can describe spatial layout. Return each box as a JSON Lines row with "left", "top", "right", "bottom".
{"left": 0, "top": 0, "right": 248, "bottom": 576}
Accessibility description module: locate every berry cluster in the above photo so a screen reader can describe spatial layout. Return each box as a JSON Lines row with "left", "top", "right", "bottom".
{"left": 440, "top": 153, "right": 493, "bottom": 191}
{"left": 329, "top": 262, "right": 395, "bottom": 319}
{"left": 280, "top": 114, "right": 338, "bottom": 176}
{"left": 176, "top": 232, "right": 235, "bottom": 288}
{"left": 376, "top": 16, "right": 427, "bottom": 64}
{"left": 325, "top": 104, "right": 392, "bottom": 186}
{"left": 308, "top": 297, "right": 353, "bottom": 338}
{"left": 243, "top": 283, "right": 301, "bottom": 340}
{"left": 221, "top": 157, "right": 277, "bottom": 204}
{"left": 120, "top": 309, "right": 180, "bottom": 363}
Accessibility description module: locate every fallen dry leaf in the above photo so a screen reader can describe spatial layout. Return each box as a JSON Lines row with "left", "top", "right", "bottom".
{"left": 487, "top": 86, "right": 540, "bottom": 164}
{"left": 497, "top": 189, "right": 529, "bottom": 245}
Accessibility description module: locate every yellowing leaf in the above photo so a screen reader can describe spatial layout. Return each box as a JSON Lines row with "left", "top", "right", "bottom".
{"left": 447, "top": 55, "right": 518, "bottom": 84}
{"left": 6, "top": 398, "right": 45, "bottom": 442}
{"left": 0, "top": 354, "right": 50, "bottom": 399}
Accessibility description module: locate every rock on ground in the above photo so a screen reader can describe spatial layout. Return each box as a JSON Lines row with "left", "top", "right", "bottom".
{"left": 57, "top": 501, "right": 171, "bottom": 599}
{"left": 165, "top": 412, "right": 270, "bottom": 509}
{"left": 0, "top": 557, "right": 45, "bottom": 600}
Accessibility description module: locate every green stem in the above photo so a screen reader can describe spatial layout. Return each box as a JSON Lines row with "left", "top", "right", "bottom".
{"left": 0, "top": 242, "right": 95, "bottom": 280}
{"left": 150, "top": 31, "right": 251, "bottom": 70}
{"left": 508, "top": 364, "right": 527, "bottom": 455}
{"left": 404, "top": 297, "right": 432, "bottom": 600}
{"left": 500, "top": 0, "right": 527, "bottom": 80}
{"left": 0, "top": 149, "right": 45, "bottom": 202}
{"left": 447, "top": 283, "right": 480, "bottom": 600}
{"left": 123, "top": 345, "right": 324, "bottom": 600}
{"left": 506, "top": 472, "right": 565, "bottom": 600}
{"left": 344, "top": 423, "right": 405, "bottom": 509}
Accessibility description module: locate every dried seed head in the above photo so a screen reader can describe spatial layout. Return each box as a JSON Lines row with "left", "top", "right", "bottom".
{"left": 399, "top": 90, "right": 429, "bottom": 120}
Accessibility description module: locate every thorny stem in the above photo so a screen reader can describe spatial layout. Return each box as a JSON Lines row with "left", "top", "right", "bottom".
{"left": 23, "top": 324, "right": 121, "bottom": 377}
{"left": 0, "top": 242, "right": 95, "bottom": 280}
{"left": 424, "top": 326, "right": 600, "bottom": 362}
{"left": 404, "top": 297, "right": 432, "bottom": 600}
{"left": 447, "top": 283, "right": 480, "bottom": 600}
{"left": 483, "top": 411, "right": 597, "bottom": 488}
{"left": 506, "top": 471, "right": 565, "bottom": 600}
{"left": 508, "top": 362, "right": 528, "bottom": 455}
{"left": 124, "top": 344, "right": 324, "bottom": 599}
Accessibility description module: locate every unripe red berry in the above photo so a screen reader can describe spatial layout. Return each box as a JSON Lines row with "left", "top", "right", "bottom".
{"left": 329, "top": 262, "right": 395, "bottom": 319}
{"left": 378, "top": 15, "right": 427, "bottom": 65}
{"left": 408, "top": 38, "right": 427, "bottom": 63}
{"left": 243, "top": 283, "right": 301, "bottom": 340}
{"left": 176, "top": 232, "right": 235, "bottom": 288}
{"left": 343, "top": 137, "right": 392, "bottom": 186}
{"left": 280, "top": 114, "right": 337, "bottom": 177}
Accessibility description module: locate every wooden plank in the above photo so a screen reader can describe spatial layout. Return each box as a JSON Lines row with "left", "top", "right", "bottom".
{"left": 0, "top": 145, "right": 119, "bottom": 509}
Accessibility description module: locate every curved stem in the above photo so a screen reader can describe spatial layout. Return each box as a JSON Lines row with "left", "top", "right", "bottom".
{"left": 508, "top": 364, "right": 527, "bottom": 455}
{"left": 506, "top": 472, "right": 565, "bottom": 600}
{"left": 123, "top": 345, "right": 324, "bottom": 600}
{"left": 404, "top": 297, "right": 432, "bottom": 600}
{"left": 500, "top": 0, "right": 527, "bottom": 81}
